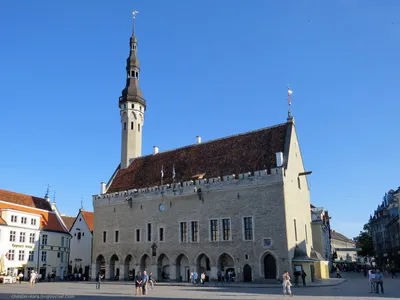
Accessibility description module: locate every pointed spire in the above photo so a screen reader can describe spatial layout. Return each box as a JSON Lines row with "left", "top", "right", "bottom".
{"left": 44, "top": 184, "right": 51, "bottom": 202}
{"left": 80, "top": 195, "right": 84, "bottom": 211}
{"left": 53, "top": 190, "right": 56, "bottom": 204}
{"left": 119, "top": 11, "right": 146, "bottom": 108}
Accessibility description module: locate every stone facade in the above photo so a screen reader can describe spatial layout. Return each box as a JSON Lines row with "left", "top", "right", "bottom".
{"left": 91, "top": 22, "right": 314, "bottom": 283}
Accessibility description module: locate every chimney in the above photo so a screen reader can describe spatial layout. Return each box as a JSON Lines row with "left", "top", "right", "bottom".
{"left": 100, "top": 182, "right": 106, "bottom": 194}
{"left": 276, "top": 152, "right": 283, "bottom": 167}
{"left": 196, "top": 136, "right": 202, "bottom": 144}
{"left": 153, "top": 146, "right": 159, "bottom": 154}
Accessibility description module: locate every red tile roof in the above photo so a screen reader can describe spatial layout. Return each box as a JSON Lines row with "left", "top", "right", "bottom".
{"left": 0, "top": 189, "right": 52, "bottom": 211}
{"left": 330, "top": 230, "right": 355, "bottom": 244}
{"left": 0, "top": 189, "right": 68, "bottom": 233}
{"left": 81, "top": 211, "right": 94, "bottom": 232}
{"left": 61, "top": 216, "right": 76, "bottom": 231}
{"left": 107, "top": 123, "right": 288, "bottom": 193}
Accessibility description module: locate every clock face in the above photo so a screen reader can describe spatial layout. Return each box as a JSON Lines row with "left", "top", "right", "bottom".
{"left": 159, "top": 204, "right": 165, "bottom": 212}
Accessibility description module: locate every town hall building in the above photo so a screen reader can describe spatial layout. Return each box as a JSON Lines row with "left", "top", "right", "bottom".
{"left": 92, "top": 20, "right": 314, "bottom": 283}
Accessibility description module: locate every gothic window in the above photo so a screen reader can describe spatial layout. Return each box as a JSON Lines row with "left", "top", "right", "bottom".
{"left": 131, "top": 122, "right": 134, "bottom": 130}
{"left": 191, "top": 221, "right": 199, "bottom": 242}
{"left": 147, "top": 223, "right": 152, "bottom": 242}
{"left": 103, "top": 231, "right": 107, "bottom": 243}
{"left": 179, "top": 222, "right": 188, "bottom": 243}
{"left": 243, "top": 217, "right": 253, "bottom": 241}
{"left": 222, "top": 218, "right": 231, "bottom": 241}
{"left": 210, "top": 219, "right": 219, "bottom": 241}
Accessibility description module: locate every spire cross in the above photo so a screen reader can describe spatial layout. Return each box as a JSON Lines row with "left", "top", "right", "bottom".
{"left": 132, "top": 10, "right": 139, "bottom": 34}
{"left": 287, "top": 84, "right": 293, "bottom": 117}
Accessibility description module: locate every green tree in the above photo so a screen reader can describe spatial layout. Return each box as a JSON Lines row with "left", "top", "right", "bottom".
{"left": 354, "top": 223, "right": 374, "bottom": 257}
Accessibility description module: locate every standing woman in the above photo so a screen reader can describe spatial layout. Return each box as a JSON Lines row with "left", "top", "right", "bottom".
{"left": 282, "top": 271, "right": 293, "bottom": 297}
{"left": 135, "top": 272, "right": 142, "bottom": 296}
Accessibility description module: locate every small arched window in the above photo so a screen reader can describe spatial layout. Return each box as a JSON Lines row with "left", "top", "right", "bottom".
{"left": 131, "top": 122, "right": 134, "bottom": 130}
{"left": 124, "top": 122, "right": 126, "bottom": 131}
{"left": 138, "top": 124, "right": 141, "bottom": 132}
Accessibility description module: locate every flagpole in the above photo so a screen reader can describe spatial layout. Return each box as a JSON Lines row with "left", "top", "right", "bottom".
{"left": 287, "top": 84, "right": 293, "bottom": 118}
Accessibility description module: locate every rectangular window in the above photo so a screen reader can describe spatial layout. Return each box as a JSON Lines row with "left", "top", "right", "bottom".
{"left": 222, "top": 218, "right": 231, "bottom": 241}
{"left": 159, "top": 228, "right": 164, "bottom": 242}
{"left": 103, "top": 231, "right": 107, "bottom": 243}
{"left": 131, "top": 122, "right": 134, "bottom": 130}
{"left": 42, "top": 234, "right": 48, "bottom": 245}
{"left": 77, "top": 232, "right": 82, "bottom": 240}
{"left": 8, "top": 250, "right": 15, "bottom": 261}
{"left": 180, "top": 222, "right": 188, "bottom": 243}
{"left": 147, "top": 223, "right": 152, "bottom": 242}
{"left": 21, "top": 217, "right": 27, "bottom": 224}
{"left": 294, "top": 219, "right": 298, "bottom": 242}
{"left": 31, "top": 218, "right": 36, "bottom": 226}
{"left": 61, "top": 236, "right": 65, "bottom": 247}
{"left": 18, "top": 250, "right": 25, "bottom": 261}
{"left": 210, "top": 219, "right": 219, "bottom": 241}
{"left": 191, "top": 221, "right": 199, "bottom": 242}
{"left": 28, "top": 251, "right": 34, "bottom": 262}
{"left": 57, "top": 252, "right": 60, "bottom": 258}
{"left": 243, "top": 217, "right": 253, "bottom": 241}
{"left": 29, "top": 233, "right": 35, "bottom": 243}
{"left": 19, "top": 232, "right": 26, "bottom": 243}
{"left": 41, "top": 251, "right": 47, "bottom": 262}
{"left": 11, "top": 215, "right": 17, "bottom": 223}
{"left": 124, "top": 122, "right": 126, "bottom": 130}
{"left": 60, "top": 252, "right": 64, "bottom": 263}
{"left": 138, "top": 124, "right": 141, "bottom": 132}
{"left": 115, "top": 230, "right": 119, "bottom": 243}
{"left": 9, "top": 231, "right": 16, "bottom": 242}
{"left": 136, "top": 229, "right": 140, "bottom": 242}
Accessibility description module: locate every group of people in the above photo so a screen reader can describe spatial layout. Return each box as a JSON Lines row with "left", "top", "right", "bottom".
{"left": 190, "top": 271, "right": 206, "bottom": 284}
{"left": 134, "top": 271, "right": 154, "bottom": 295}
{"left": 368, "top": 268, "right": 384, "bottom": 294}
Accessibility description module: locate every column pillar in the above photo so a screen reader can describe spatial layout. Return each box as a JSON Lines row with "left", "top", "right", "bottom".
{"left": 91, "top": 264, "right": 97, "bottom": 281}
{"left": 169, "top": 263, "right": 177, "bottom": 281}
{"left": 119, "top": 264, "right": 125, "bottom": 281}
{"left": 104, "top": 264, "right": 110, "bottom": 280}
{"left": 210, "top": 265, "right": 218, "bottom": 281}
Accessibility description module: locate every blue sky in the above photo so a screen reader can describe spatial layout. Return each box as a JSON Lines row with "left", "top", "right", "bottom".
{"left": 1, "top": 0, "right": 399, "bottom": 239}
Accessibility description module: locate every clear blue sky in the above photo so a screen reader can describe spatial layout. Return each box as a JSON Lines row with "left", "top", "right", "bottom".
{"left": 1, "top": 1, "right": 399, "bottom": 239}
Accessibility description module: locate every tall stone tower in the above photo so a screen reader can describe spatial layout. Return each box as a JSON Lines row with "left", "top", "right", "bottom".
{"left": 119, "top": 26, "right": 146, "bottom": 169}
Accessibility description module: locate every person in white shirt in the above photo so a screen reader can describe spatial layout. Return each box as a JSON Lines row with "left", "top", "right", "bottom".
{"left": 368, "top": 269, "right": 375, "bottom": 293}
{"left": 29, "top": 271, "right": 36, "bottom": 287}
{"left": 282, "top": 271, "right": 293, "bottom": 297}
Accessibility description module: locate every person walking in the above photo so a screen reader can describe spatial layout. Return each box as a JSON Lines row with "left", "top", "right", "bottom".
{"left": 282, "top": 271, "right": 293, "bottom": 297}
{"left": 336, "top": 266, "right": 341, "bottom": 278}
{"left": 95, "top": 272, "right": 102, "bottom": 290}
{"left": 301, "top": 270, "right": 307, "bottom": 286}
{"left": 29, "top": 270, "right": 36, "bottom": 288}
{"left": 375, "top": 269, "right": 384, "bottom": 294}
{"left": 368, "top": 269, "right": 376, "bottom": 293}
{"left": 18, "top": 272, "right": 23, "bottom": 284}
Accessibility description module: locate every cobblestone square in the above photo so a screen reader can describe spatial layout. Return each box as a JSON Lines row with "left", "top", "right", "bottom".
{"left": 0, "top": 273, "right": 398, "bottom": 300}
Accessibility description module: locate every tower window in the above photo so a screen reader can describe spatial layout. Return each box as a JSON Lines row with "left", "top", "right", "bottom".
{"left": 124, "top": 122, "right": 126, "bottom": 130}
{"left": 131, "top": 71, "right": 135, "bottom": 77}
{"left": 140, "top": 106, "right": 142, "bottom": 111}
{"left": 131, "top": 122, "right": 134, "bottom": 130}
{"left": 132, "top": 104, "right": 134, "bottom": 109}
{"left": 138, "top": 124, "right": 141, "bottom": 132}
{"left": 136, "top": 72, "right": 139, "bottom": 79}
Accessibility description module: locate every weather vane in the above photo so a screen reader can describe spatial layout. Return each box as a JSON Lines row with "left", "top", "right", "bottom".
{"left": 287, "top": 84, "right": 293, "bottom": 117}
{"left": 132, "top": 10, "right": 139, "bottom": 34}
